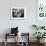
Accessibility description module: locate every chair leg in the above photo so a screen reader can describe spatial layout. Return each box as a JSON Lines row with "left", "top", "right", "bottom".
{"left": 4, "top": 41, "right": 7, "bottom": 46}
{"left": 4, "top": 33, "right": 7, "bottom": 46}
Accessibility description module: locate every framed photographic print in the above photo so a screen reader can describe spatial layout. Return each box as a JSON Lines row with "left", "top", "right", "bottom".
{"left": 11, "top": 7, "right": 26, "bottom": 19}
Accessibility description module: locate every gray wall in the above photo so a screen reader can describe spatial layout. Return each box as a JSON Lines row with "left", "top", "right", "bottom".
{"left": 0, "top": 0, "right": 36, "bottom": 42}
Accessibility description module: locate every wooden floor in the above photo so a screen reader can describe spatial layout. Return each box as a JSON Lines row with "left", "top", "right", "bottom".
{"left": 0, "top": 42, "right": 46, "bottom": 46}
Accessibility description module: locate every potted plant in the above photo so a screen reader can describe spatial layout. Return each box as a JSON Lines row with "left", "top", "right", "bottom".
{"left": 40, "top": 26, "right": 45, "bottom": 29}
{"left": 32, "top": 25, "right": 39, "bottom": 30}
{"left": 32, "top": 24, "right": 45, "bottom": 30}
{"left": 33, "top": 32, "right": 46, "bottom": 43}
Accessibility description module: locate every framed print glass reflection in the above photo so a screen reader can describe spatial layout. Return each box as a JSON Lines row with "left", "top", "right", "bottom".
{"left": 11, "top": 7, "right": 26, "bottom": 19}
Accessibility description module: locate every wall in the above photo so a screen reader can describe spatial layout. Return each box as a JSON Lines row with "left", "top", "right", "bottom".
{"left": 0, "top": 0, "right": 36, "bottom": 42}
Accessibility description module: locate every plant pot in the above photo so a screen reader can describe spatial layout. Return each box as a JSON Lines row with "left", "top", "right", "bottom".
{"left": 37, "top": 39, "right": 40, "bottom": 43}
{"left": 40, "top": 39, "right": 45, "bottom": 43}
{"left": 37, "top": 39, "right": 45, "bottom": 44}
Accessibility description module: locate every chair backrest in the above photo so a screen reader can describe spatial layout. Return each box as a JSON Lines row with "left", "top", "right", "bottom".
{"left": 11, "top": 27, "right": 18, "bottom": 34}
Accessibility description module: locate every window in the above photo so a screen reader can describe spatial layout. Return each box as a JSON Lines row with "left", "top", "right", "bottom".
{"left": 37, "top": 0, "right": 46, "bottom": 18}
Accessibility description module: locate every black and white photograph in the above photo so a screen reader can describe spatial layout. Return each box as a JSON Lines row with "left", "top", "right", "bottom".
{"left": 11, "top": 7, "right": 26, "bottom": 19}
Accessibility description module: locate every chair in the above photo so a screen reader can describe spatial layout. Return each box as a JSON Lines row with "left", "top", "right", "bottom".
{"left": 4, "top": 27, "right": 19, "bottom": 46}
{"left": 4, "top": 33, "right": 18, "bottom": 46}
{"left": 18, "top": 33, "right": 30, "bottom": 46}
